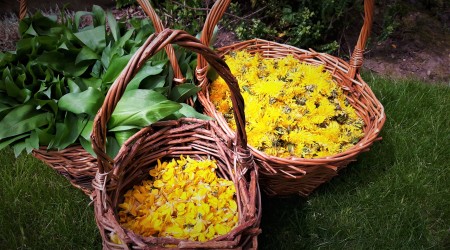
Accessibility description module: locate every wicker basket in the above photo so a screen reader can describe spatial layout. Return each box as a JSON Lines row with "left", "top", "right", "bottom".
{"left": 18, "top": 0, "right": 184, "bottom": 196}
{"left": 194, "top": 0, "right": 386, "bottom": 196}
{"left": 91, "top": 29, "right": 261, "bottom": 249}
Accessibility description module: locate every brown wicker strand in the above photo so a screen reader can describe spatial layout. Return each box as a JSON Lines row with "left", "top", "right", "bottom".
{"left": 196, "top": 0, "right": 231, "bottom": 87}
{"left": 18, "top": 0, "right": 27, "bottom": 20}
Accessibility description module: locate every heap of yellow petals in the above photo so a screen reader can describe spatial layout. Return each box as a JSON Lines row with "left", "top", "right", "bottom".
{"left": 210, "top": 51, "right": 364, "bottom": 158}
{"left": 117, "top": 156, "right": 238, "bottom": 242}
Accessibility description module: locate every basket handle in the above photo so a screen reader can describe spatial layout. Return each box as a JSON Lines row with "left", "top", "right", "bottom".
{"left": 348, "top": 0, "right": 375, "bottom": 79}
{"left": 91, "top": 29, "right": 247, "bottom": 174}
{"left": 18, "top": 0, "right": 27, "bottom": 20}
{"left": 196, "top": 0, "right": 232, "bottom": 87}
{"left": 135, "top": 0, "right": 232, "bottom": 87}
{"left": 137, "top": 0, "right": 185, "bottom": 84}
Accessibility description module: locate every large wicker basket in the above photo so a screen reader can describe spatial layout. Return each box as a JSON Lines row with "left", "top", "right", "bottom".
{"left": 18, "top": 0, "right": 185, "bottom": 196}
{"left": 91, "top": 29, "right": 261, "bottom": 249}
{"left": 194, "top": 0, "right": 386, "bottom": 196}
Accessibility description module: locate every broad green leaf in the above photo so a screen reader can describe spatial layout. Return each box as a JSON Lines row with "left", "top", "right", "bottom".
{"left": 0, "top": 52, "right": 16, "bottom": 68}
{"left": 0, "top": 134, "right": 29, "bottom": 151}
{"left": 4, "top": 71, "right": 31, "bottom": 103}
{"left": 67, "top": 78, "right": 81, "bottom": 93}
{"left": 166, "top": 103, "right": 213, "bottom": 120}
{"left": 102, "top": 54, "right": 132, "bottom": 83}
{"left": 0, "top": 103, "right": 11, "bottom": 115}
{"left": 34, "top": 99, "right": 58, "bottom": 114}
{"left": 109, "top": 89, "right": 182, "bottom": 129}
{"left": 58, "top": 42, "right": 69, "bottom": 50}
{"left": 0, "top": 93, "right": 19, "bottom": 106}
{"left": 182, "top": 61, "right": 194, "bottom": 81}
{"left": 36, "top": 51, "right": 89, "bottom": 77}
{"left": 169, "top": 83, "right": 200, "bottom": 102}
{"left": 101, "top": 43, "right": 112, "bottom": 69}
{"left": 207, "top": 66, "right": 219, "bottom": 81}
{"left": 108, "top": 125, "right": 141, "bottom": 132}
{"left": 79, "top": 136, "right": 96, "bottom": 157}
{"left": 153, "top": 86, "right": 170, "bottom": 96}
{"left": 29, "top": 12, "right": 59, "bottom": 36}
{"left": 75, "top": 46, "right": 100, "bottom": 64}
{"left": 114, "top": 129, "right": 139, "bottom": 146}
{"left": 74, "top": 26, "right": 106, "bottom": 52}
{"left": 112, "top": 29, "right": 134, "bottom": 54}
{"left": 82, "top": 77, "right": 102, "bottom": 90}
{"left": 36, "top": 36, "right": 58, "bottom": 52}
{"left": 106, "top": 136, "right": 120, "bottom": 158}
{"left": 35, "top": 126, "right": 54, "bottom": 146}
{"left": 18, "top": 18, "right": 30, "bottom": 35}
{"left": 92, "top": 5, "right": 106, "bottom": 27}
{"left": 0, "top": 105, "right": 52, "bottom": 139}
{"left": 24, "top": 24, "right": 38, "bottom": 36}
{"left": 91, "top": 60, "right": 102, "bottom": 78}
{"left": 58, "top": 87, "right": 104, "bottom": 116}
{"left": 48, "top": 113, "right": 88, "bottom": 150}
{"left": 51, "top": 76, "right": 64, "bottom": 99}
{"left": 13, "top": 142, "right": 27, "bottom": 158}
{"left": 80, "top": 120, "right": 93, "bottom": 140}
{"left": 15, "top": 72, "right": 27, "bottom": 89}
{"left": 126, "top": 65, "right": 165, "bottom": 91}
{"left": 25, "top": 131, "right": 39, "bottom": 153}
{"left": 107, "top": 11, "right": 119, "bottom": 42}
{"left": 140, "top": 75, "right": 166, "bottom": 90}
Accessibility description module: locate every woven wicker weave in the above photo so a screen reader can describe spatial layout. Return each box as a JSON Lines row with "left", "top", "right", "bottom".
{"left": 91, "top": 29, "right": 261, "bottom": 249}
{"left": 18, "top": 0, "right": 185, "bottom": 196}
{"left": 195, "top": 0, "right": 386, "bottom": 196}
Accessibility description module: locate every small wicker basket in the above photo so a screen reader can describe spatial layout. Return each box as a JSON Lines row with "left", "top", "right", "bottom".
{"left": 194, "top": 0, "right": 386, "bottom": 196}
{"left": 91, "top": 29, "right": 261, "bottom": 249}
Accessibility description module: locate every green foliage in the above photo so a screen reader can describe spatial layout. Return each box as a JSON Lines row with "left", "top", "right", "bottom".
{"left": 116, "top": 0, "right": 137, "bottom": 9}
{"left": 0, "top": 5, "right": 204, "bottom": 156}
{"left": 152, "top": 0, "right": 208, "bottom": 36}
{"left": 223, "top": 0, "right": 358, "bottom": 52}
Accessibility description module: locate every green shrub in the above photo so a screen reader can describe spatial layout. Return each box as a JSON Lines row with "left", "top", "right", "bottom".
{"left": 221, "top": 0, "right": 359, "bottom": 52}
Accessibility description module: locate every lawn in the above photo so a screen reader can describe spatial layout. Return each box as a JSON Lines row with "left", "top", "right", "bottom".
{"left": 0, "top": 74, "right": 449, "bottom": 249}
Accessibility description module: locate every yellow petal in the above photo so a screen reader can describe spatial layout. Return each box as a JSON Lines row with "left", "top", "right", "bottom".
{"left": 153, "top": 180, "right": 164, "bottom": 188}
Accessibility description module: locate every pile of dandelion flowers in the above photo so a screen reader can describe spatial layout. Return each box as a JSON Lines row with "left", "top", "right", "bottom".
{"left": 117, "top": 156, "right": 239, "bottom": 242}
{"left": 209, "top": 51, "right": 365, "bottom": 159}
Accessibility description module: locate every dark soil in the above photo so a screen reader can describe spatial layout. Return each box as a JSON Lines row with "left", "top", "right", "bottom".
{"left": 1, "top": 1, "right": 449, "bottom": 85}
{"left": 364, "top": 10, "right": 450, "bottom": 84}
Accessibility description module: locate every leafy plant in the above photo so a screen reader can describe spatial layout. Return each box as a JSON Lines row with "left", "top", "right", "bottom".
{"left": 152, "top": 0, "right": 209, "bottom": 36}
{"left": 222, "top": 0, "right": 360, "bottom": 53}
{"left": 116, "top": 0, "right": 137, "bottom": 9}
{"left": 0, "top": 5, "right": 206, "bottom": 157}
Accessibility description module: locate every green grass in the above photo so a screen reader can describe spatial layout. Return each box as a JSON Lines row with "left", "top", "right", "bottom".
{"left": 0, "top": 75, "right": 449, "bottom": 249}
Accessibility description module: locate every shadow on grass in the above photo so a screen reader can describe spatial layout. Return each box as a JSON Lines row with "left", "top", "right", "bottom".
{"left": 258, "top": 135, "right": 395, "bottom": 250}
